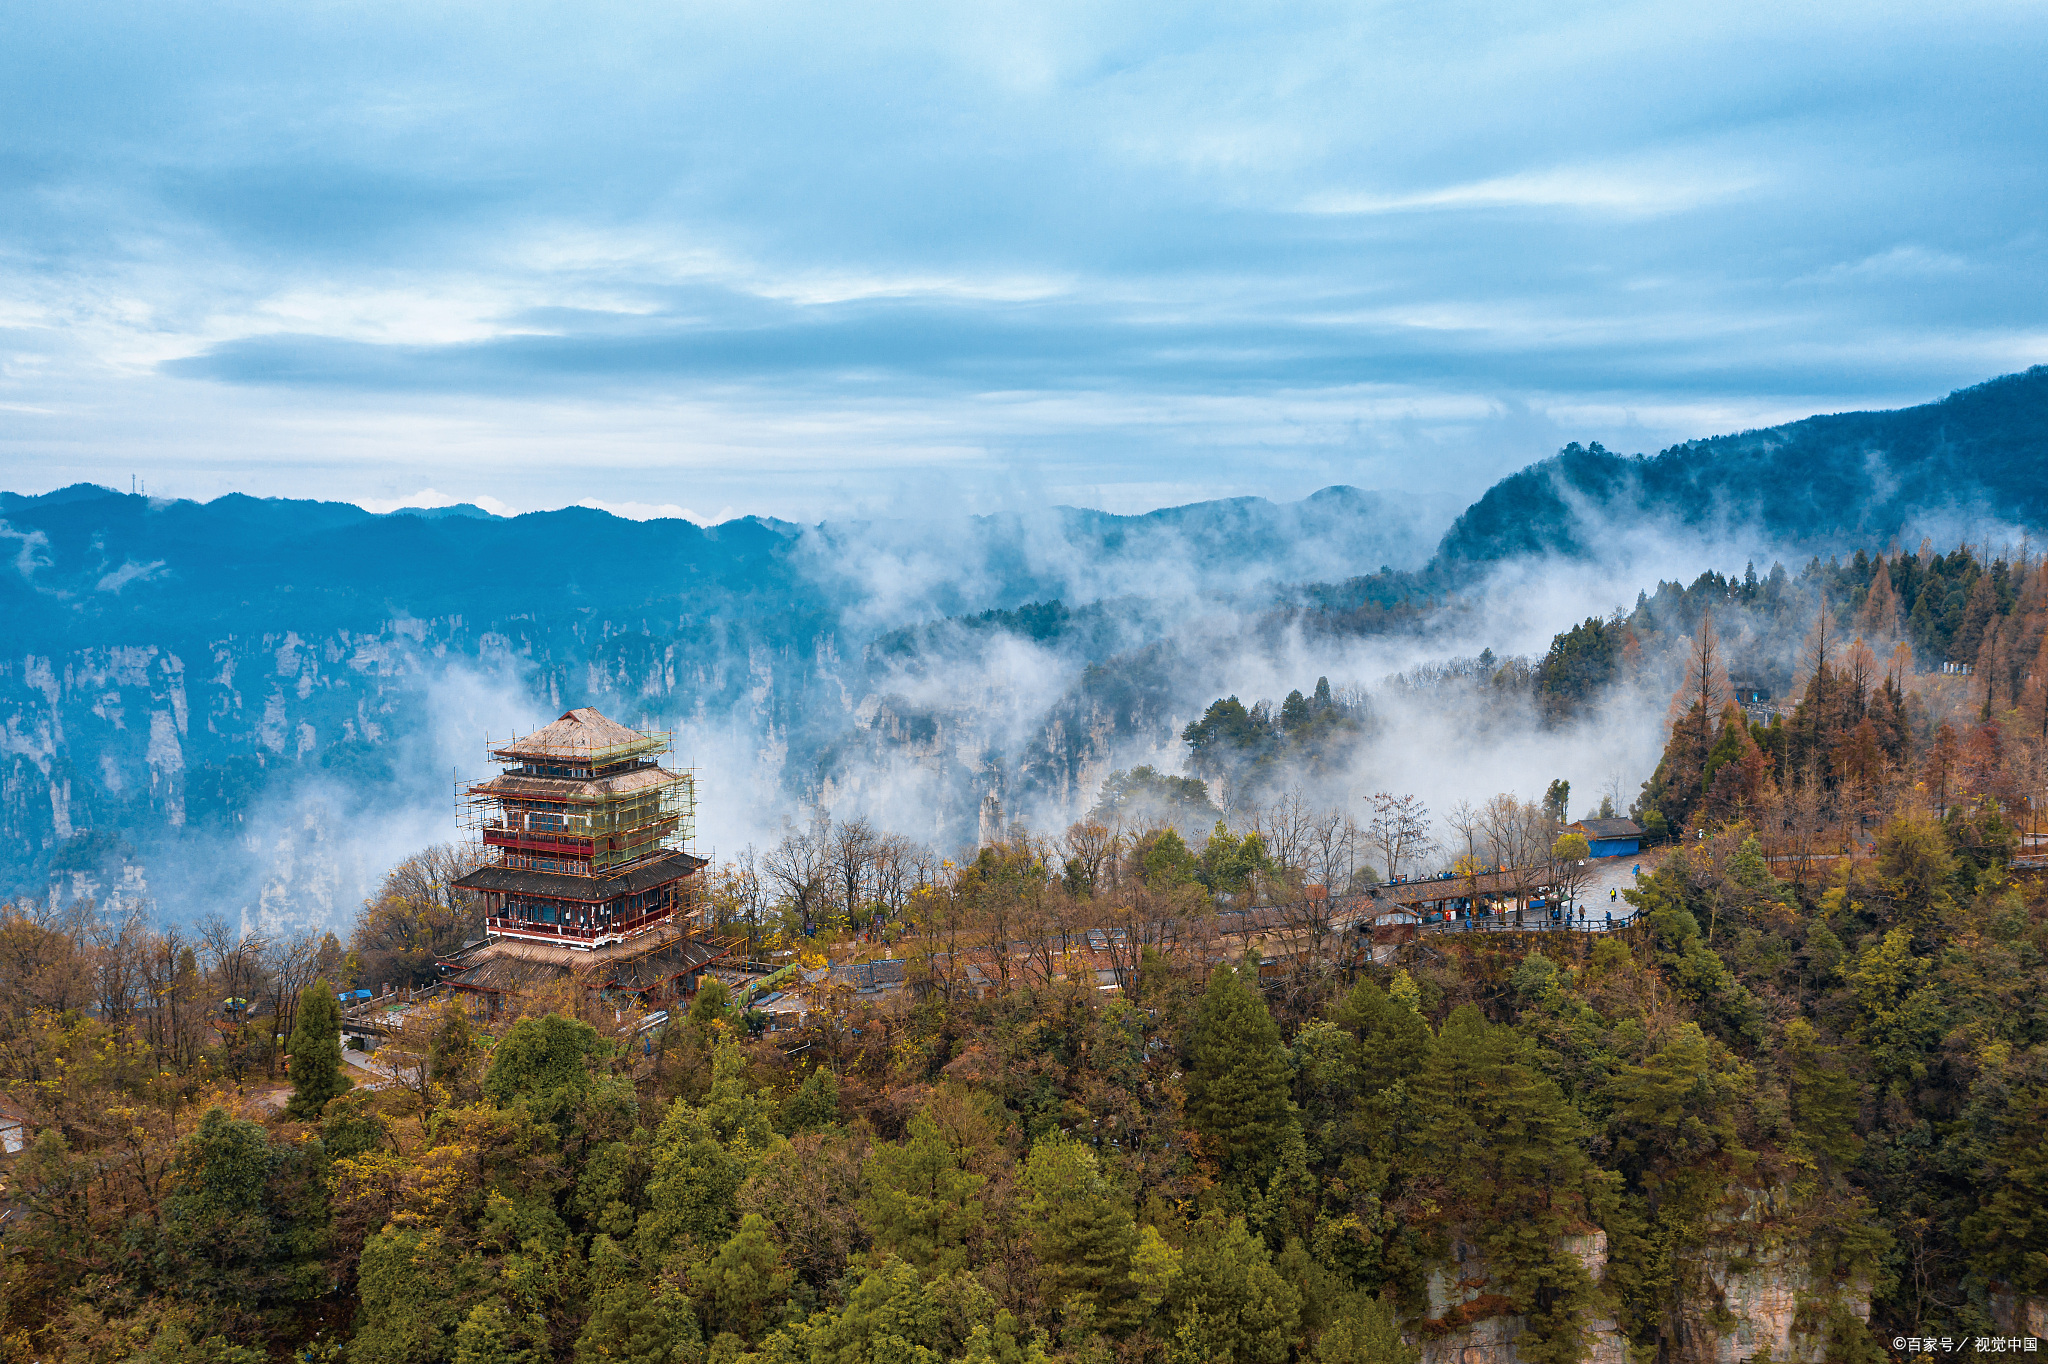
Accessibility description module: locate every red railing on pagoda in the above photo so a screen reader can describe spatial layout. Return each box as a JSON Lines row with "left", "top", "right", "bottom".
{"left": 484, "top": 903, "right": 683, "bottom": 946}
{"left": 483, "top": 825, "right": 595, "bottom": 856}
{"left": 481, "top": 818, "right": 681, "bottom": 859}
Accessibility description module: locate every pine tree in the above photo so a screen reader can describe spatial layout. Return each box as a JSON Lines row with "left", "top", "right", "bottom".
{"left": 1415, "top": 1007, "right": 1592, "bottom": 1364}
{"left": 458, "top": 1302, "right": 547, "bottom": 1364}
{"left": 285, "top": 978, "right": 350, "bottom": 1120}
{"left": 482, "top": 1012, "right": 612, "bottom": 1134}
{"left": 701, "top": 1033, "right": 779, "bottom": 1149}
{"left": 689, "top": 1214, "right": 793, "bottom": 1343}
{"left": 353, "top": 1228, "right": 478, "bottom": 1364}
{"left": 1185, "top": 963, "right": 1298, "bottom": 1182}
{"left": 858, "top": 1109, "right": 986, "bottom": 1276}
{"left": 756, "top": 1256, "right": 948, "bottom": 1364}
{"left": 1020, "top": 1135, "right": 1142, "bottom": 1332}
{"left": 1955, "top": 571, "right": 2000, "bottom": 663}
{"left": 1855, "top": 558, "right": 1900, "bottom": 640}
{"left": 638, "top": 1099, "right": 751, "bottom": 1258}
{"left": 1312, "top": 1291, "right": 1416, "bottom": 1364}
{"left": 1961, "top": 1083, "right": 2048, "bottom": 1295}
{"left": 158, "top": 1107, "right": 324, "bottom": 1320}
{"left": 780, "top": 1067, "right": 840, "bottom": 1133}
{"left": 1329, "top": 976, "right": 1433, "bottom": 1094}
{"left": 1165, "top": 1213, "right": 1301, "bottom": 1364}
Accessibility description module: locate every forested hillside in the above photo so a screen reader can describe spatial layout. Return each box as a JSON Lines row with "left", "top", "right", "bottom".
{"left": 1435, "top": 366, "right": 2048, "bottom": 565}
{"left": 5, "top": 797, "right": 2046, "bottom": 1362}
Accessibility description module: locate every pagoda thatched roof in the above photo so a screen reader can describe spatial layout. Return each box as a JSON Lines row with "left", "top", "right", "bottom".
{"left": 490, "top": 707, "right": 664, "bottom": 764}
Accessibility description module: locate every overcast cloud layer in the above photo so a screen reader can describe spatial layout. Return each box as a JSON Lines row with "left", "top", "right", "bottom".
{"left": 3, "top": 0, "right": 2046, "bottom": 520}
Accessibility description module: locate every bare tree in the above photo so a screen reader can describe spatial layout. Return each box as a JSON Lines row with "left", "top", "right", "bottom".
{"left": 830, "top": 817, "right": 880, "bottom": 928}
{"left": 712, "top": 846, "right": 769, "bottom": 955}
{"left": 903, "top": 875, "right": 967, "bottom": 1003}
{"left": 1094, "top": 882, "right": 1213, "bottom": 998}
{"left": 1018, "top": 863, "right": 1086, "bottom": 992}
{"left": 261, "top": 933, "right": 322, "bottom": 1075}
{"left": 141, "top": 927, "right": 206, "bottom": 1070}
{"left": 1480, "top": 794, "right": 1549, "bottom": 921}
{"left": 1796, "top": 595, "right": 1835, "bottom": 715}
{"left": 1303, "top": 808, "right": 1359, "bottom": 893}
{"left": 353, "top": 843, "right": 486, "bottom": 987}
{"left": 1057, "top": 820, "right": 1121, "bottom": 898}
{"left": 1365, "top": 792, "right": 1434, "bottom": 881}
{"left": 762, "top": 817, "right": 832, "bottom": 937}
{"left": 88, "top": 907, "right": 151, "bottom": 1030}
{"left": 1673, "top": 607, "right": 1732, "bottom": 723}
{"left": 380, "top": 843, "right": 483, "bottom": 919}
{"left": 1444, "top": 799, "right": 1485, "bottom": 916}
{"left": 870, "top": 833, "right": 932, "bottom": 921}
{"left": 0, "top": 899, "right": 96, "bottom": 1020}
{"left": 199, "top": 913, "right": 268, "bottom": 1010}
{"left": 1255, "top": 789, "right": 1319, "bottom": 884}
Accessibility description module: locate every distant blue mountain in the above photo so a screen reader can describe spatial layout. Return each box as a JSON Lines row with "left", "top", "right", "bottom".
{"left": 384, "top": 502, "right": 503, "bottom": 521}
{"left": 1434, "top": 366, "right": 2048, "bottom": 566}
{"left": 4, "top": 366, "right": 2046, "bottom": 927}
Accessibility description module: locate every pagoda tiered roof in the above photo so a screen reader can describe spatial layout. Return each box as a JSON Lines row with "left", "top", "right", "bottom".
{"left": 468, "top": 764, "right": 678, "bottom": 803}
{"left": 453, "top": 848, "right": 706, "bottom": 902}
{"left": 489, "top": 706, "right": 667, "bottom": 766}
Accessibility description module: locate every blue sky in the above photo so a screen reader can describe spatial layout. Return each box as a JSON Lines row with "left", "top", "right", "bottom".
{"left": 2, "top": 0, "right": 2044, "bottom": 522}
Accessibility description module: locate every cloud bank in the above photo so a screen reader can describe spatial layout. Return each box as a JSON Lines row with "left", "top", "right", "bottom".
{"left": 2, "top": 0, "right": 2045, "bottom": 517}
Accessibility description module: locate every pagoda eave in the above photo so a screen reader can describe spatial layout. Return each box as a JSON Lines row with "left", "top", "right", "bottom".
{"left": 452, "top": 849, "right": 706, "bottom": 903}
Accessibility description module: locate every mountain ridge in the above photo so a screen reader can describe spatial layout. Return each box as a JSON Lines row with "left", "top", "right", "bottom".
{"left": 1433, "top": 365, "right": 2048, "bottom": 567}
{"left": 6, "top": 366, "right": 2048, "bottom": 921}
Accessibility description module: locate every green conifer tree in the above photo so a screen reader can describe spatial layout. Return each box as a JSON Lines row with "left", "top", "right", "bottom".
{"left": 1330, "top": 976, "right": 1434, "bottom": 1094}
{"left": 456, "top": 1302, "right": 547, "bottom": 1364}
{"left": 1165, "top": 1213, "right": 1301, "bottom": 1364}
{"left": 285, "top": 978, "right": 350, "bottom": 1120}
{"left": 483, "top": 1013, "right": 606, "bottom": 1107}
{"left": 573, "top": 1281, "right": 695, "bottom": 1364}
{"left": 157, "top": 1107, "right": 326, "bottom": 1322}
{"left": 858, "top": 1109, "right": 986, "bottom": 1276}
{"left": 1019, "top": 1135, "right": 1141, "bottom": 1332}
{"left": 751, "top": 1256, "right": 948, "bottom": 1364}
{"left": 689, "top": 1213, "right": 793, "bottom": 1343}
{"left": 1143, "top": 830, "right": 1200, "bottom": 889}
{"left": 688, "top": 977, "right": 731, "bottom": 1025}
{"left": 638, "top": 1099, "right": 752, "bottom": 1260}
{"left": 353, "top": 1228, "right": 478, "bottom": 1364}
{"left": 701, "top": 1033, "right": 780, "bottom": 1150}
{"left": 1185, "top": 963, "right": 1297, "bottom": 1182}
{"left": 1312, "top": 1291, "right": 1416, "bottom": 1364}
{"left": 780, "top": 1066, "right": 840, "bottom": 1133}
{"left": 1415, "top": 1007, "right": 1592, "bottom": 1364}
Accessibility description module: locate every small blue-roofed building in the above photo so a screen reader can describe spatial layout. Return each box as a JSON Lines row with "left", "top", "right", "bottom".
{"left": 1566, "top": 818, "right": 1643, "bottom": 858}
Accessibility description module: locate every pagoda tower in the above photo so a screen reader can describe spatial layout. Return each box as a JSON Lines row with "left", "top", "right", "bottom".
{"left": 453, "top": 707, "right": 703, "bottom": 950}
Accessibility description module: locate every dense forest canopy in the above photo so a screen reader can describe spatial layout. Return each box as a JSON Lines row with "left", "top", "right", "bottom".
{"left": 7, "top": 790, "right": 2048, "bottom": 1362}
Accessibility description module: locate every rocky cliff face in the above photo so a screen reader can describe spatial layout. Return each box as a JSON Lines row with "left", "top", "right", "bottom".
{"left": 1991, "top": 1290, "right": 2048, "bottom": 1343}
{"left": 0, "top": 608, "right": 1184, "bottom": 930}
{"left": 1414, "top": 1216, "right": 1875, "bottom": 1364}
{"left": 1417, "top": 1232, "right": 1627, "bottom": 1364}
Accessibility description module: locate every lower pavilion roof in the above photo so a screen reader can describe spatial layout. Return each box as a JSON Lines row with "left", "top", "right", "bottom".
{"left": 437, "top": 925, "right": 731, "bottom": 995}
{"left": 453, "top": 849, "right": 706, "bottom": 903}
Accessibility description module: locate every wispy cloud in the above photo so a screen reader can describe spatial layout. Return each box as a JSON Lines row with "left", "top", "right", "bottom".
{"left": 0, "top": 0, "right": 2044, "bottom": 517}
{"left": 1797, "top": 244, "right": 1972, "bottom": 284}
{"left": 1298, "top": 163, "right": 1762, "bottom": 219}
